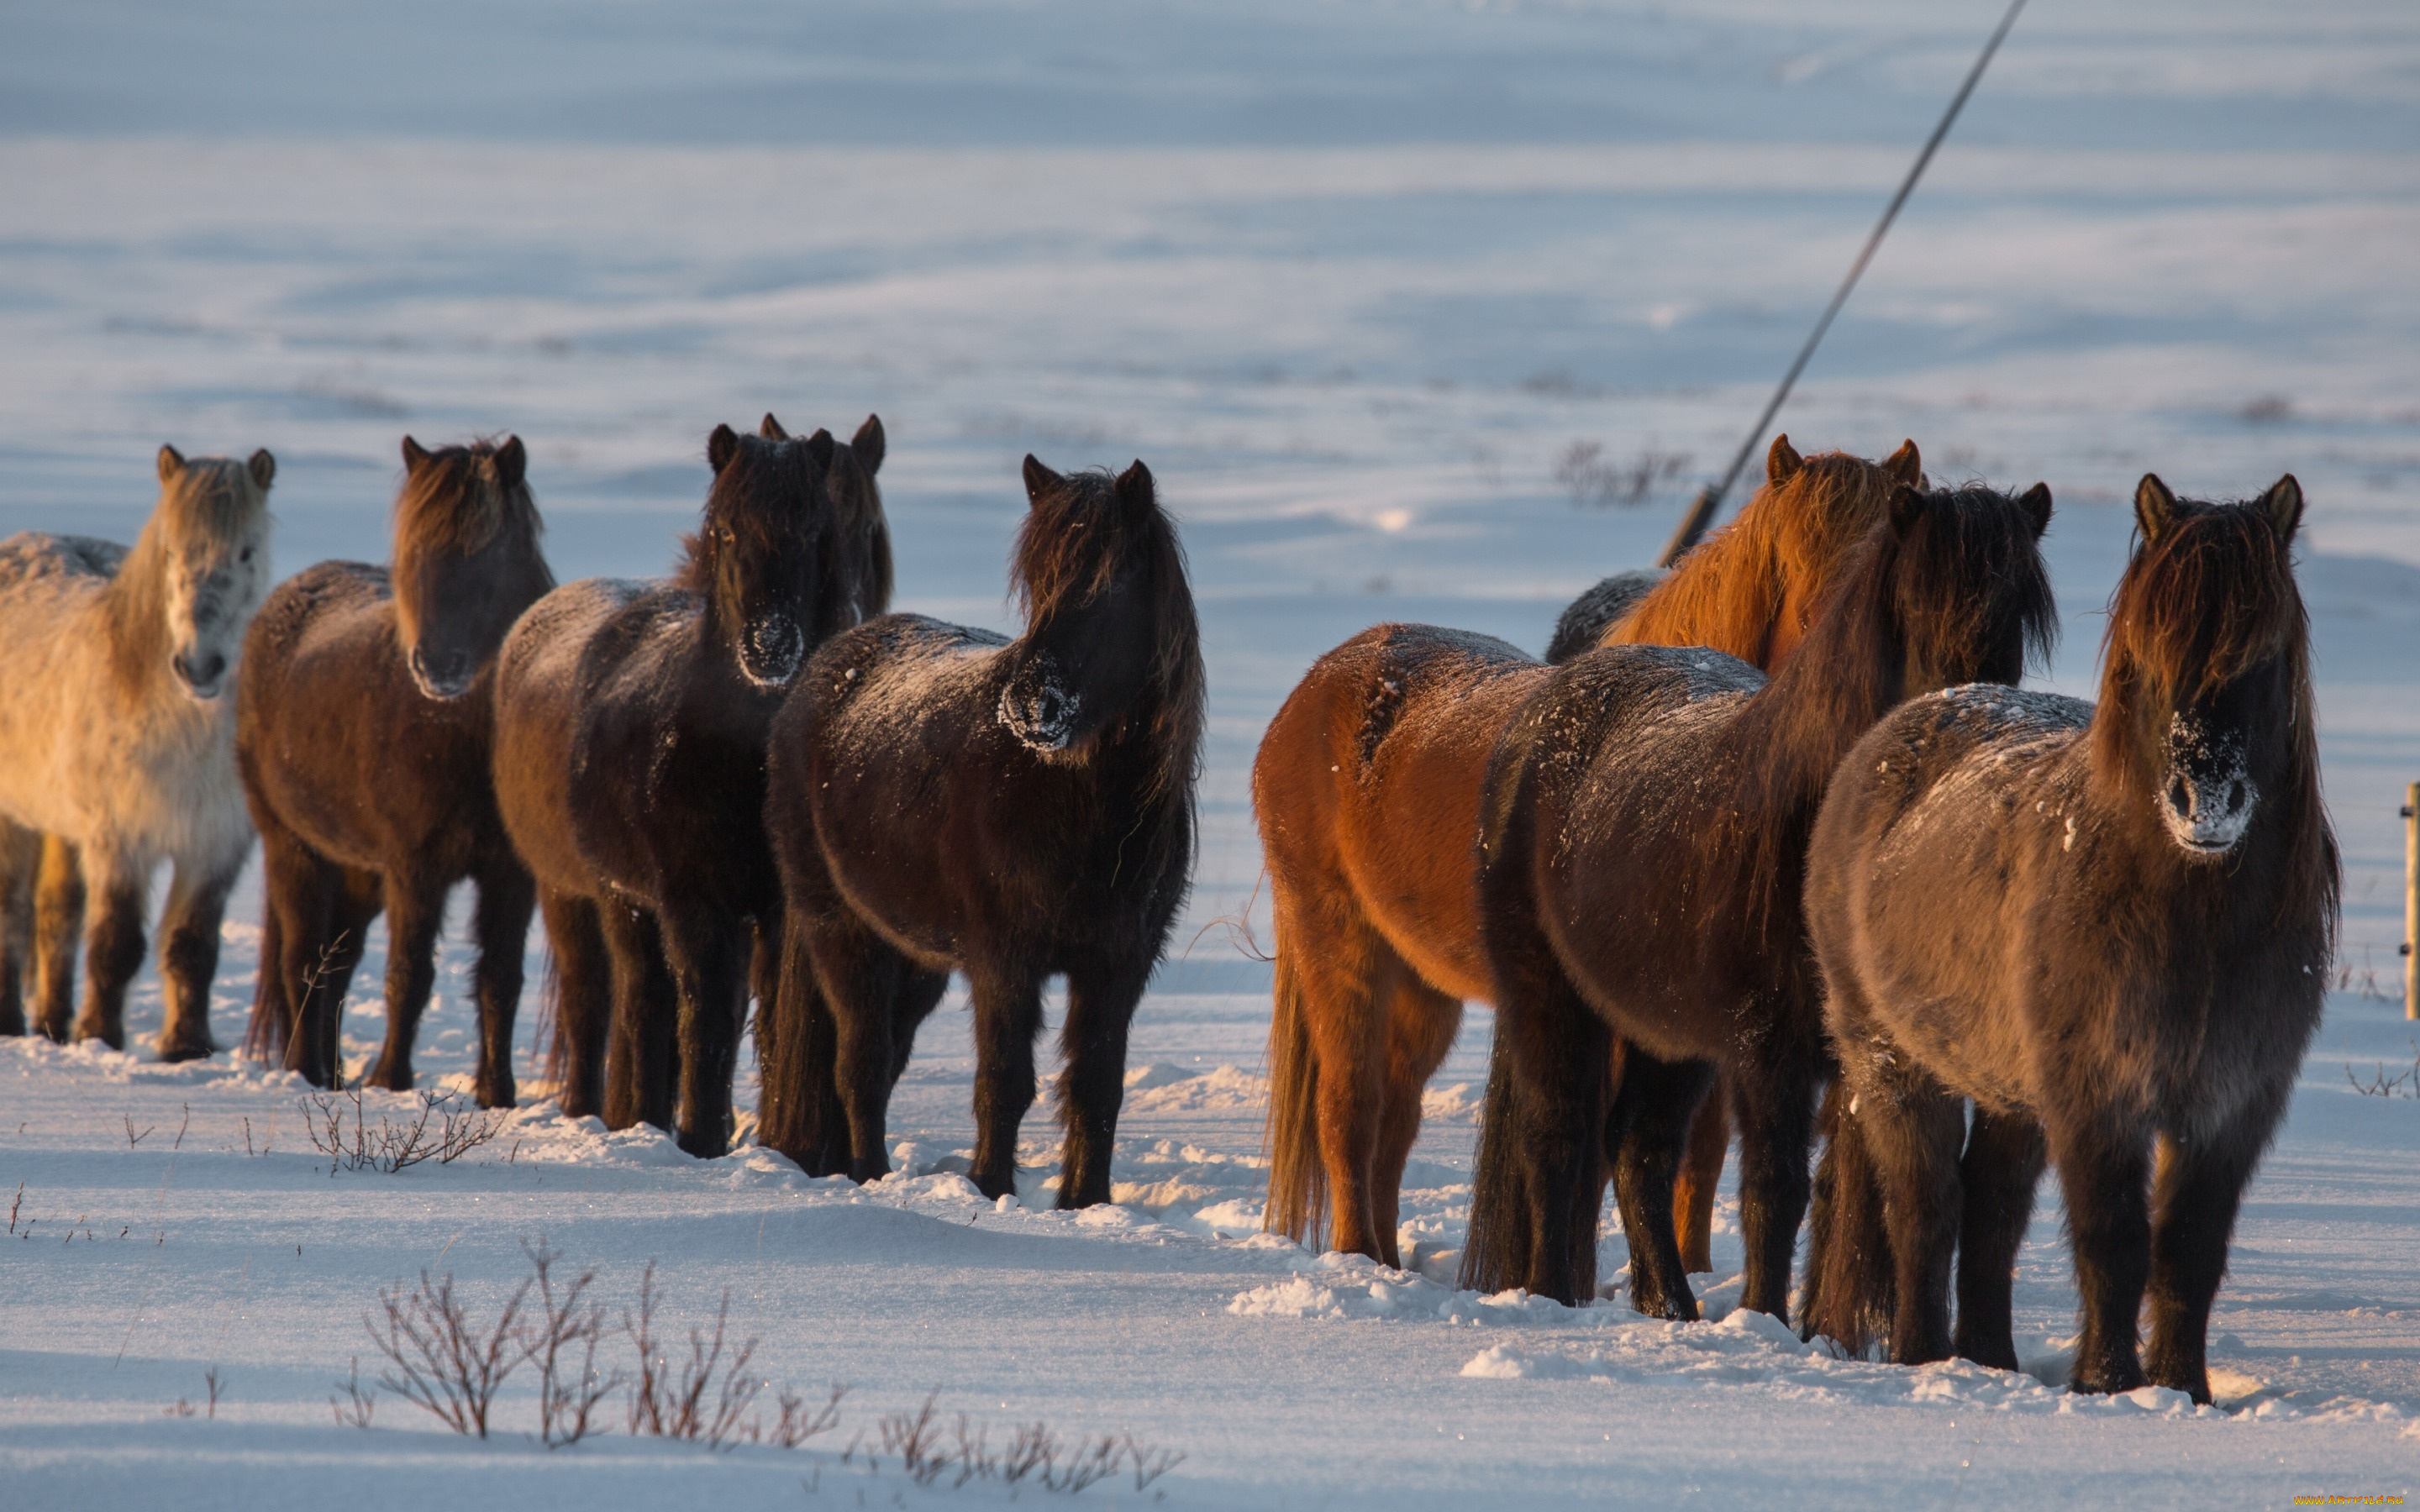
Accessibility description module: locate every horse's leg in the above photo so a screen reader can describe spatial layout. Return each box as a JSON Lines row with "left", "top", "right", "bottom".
{"left": 1370, "top": 975, "right": 1461, "bottom": 1268}
{"left": 1851, "top": 1073, "right": 1964, "bottom": 1367}
{"left": 2050, "top": 1112, "right": 2152, "bottom": 1394}
{"left": 539, "top": 889, "right": 610, "bottom": 1120}
{"left": 1728, "top": 1044, "right": 1821, "bottom": 1320}
{"left": 798, "top": 914, "right": 905, "bottom": 1185}
{"left": 1953, "top": 1105, "right": 2047, "bottom": 1371}
{"left": 466, "top": 857, "right": 535, "bottom": 1110}
{"left": 32, "top": 834, "right": 83, "bottom": 1042}
{"left": 1057, "top": 958, "right": 1152, "bottom": 1209}
{"left": 966, "top": 963, "right": 1045, "bottom": 1202}
{"left": 598, "top": 901, "right": 677, "bottom": 1133}
{"left": 1604, "top": 1046, "right": 1713, "bottom": 1320}
{"left": 366, "top": 869, "right": 447, "bottom": 1092}
{"left": 659, "top": 902, "right": 749, "bottom": 1159}
{"left": 2142, "top": 1117, "right": 2269, "bottom": 1404}
{"left": 1294, "top": 905, "right": 1393, "bottom": 1261}
{"left": 1672, "top": 1072, "right": 1731, "bottom": 1273}
{"left": 298, "top": 871, "right": 380, "bottom": 1089}
{"left": 71, "top": 851, "right": 147, "bottom": 1051}
{"left": 748, "top": 915, "right": 779, "bottom": 1081}
{"left": 0, "top": 822, "right": 36, "bottom": 1035}
{"left": 155, "top": 855, "right": 239, "bottom": 1061}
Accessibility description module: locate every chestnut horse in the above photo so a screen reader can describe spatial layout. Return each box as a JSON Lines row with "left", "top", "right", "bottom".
{"left": 1800, "top": 476, "right": 2330, "bottom": 1404}
{"left": 1460, "top": 481, "right": 2054, "bottom": 1320}
{"left": 1257, "top": 436, "right": 1919, "bottom": 1264}
{"left": 239, "top": 436, "right": 552, "bottom": 1105}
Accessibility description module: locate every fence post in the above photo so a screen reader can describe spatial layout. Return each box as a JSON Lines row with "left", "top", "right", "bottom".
{"left": 2404, "top": 781, "right": 2417, "bottom": 1020}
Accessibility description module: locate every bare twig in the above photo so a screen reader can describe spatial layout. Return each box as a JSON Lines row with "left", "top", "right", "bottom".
{"left": 173, "top": 1103, "right": 192, "bottom": 1152}
{"left": 330, "top": 1356, "right": 376, "bottom": 1428}
{"left": 769, "top": 1384, "right": 847, "bottom": 1449}
{"left": 124, "top": 1114, "right": 155, "bottom": 1148}
{"left": 1124, "top": 1431, "right": 1184, "bottom": 1490}
{"left": 366, "top": 1269, "right": 531, "bottom": 1437}
{"left": 520, "top": 1239, "right": 618, "bottom": 1448}
{"left": 203, "top": 1366, "right": 225, "bottom": 1419}
{"left": 881, "top": 1393, "right": 946, "bottom": 1485}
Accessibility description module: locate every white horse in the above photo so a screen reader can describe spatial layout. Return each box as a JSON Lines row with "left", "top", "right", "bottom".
{"left": 0, "top": 444, "right": 275, "bottom": 1058}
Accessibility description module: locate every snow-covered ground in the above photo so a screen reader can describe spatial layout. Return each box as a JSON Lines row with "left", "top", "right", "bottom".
{"left": 3, "top": 1, "right": 2417, "bottom": 1504}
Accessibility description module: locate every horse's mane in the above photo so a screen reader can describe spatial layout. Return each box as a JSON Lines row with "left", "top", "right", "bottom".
{"left": 1607, "top": 442, "right": 1919, "bottom": 664}
{"left": 670, "top": 423, "right": 833, "bottom": 598}
{"left": 1720, "top": 486, "right": 2055, "bottom": 942}
{"left": 1013, "top": 467, "right": 1205, "bottom": 810}
{"left": 105, "top": 454, "right": 271, "bottom": 697}
{"left": 2093, "top": 498, "right": 2333, "bottom": 923}
{"left": 395, "top": 438, "right": 542, "bottom": 559}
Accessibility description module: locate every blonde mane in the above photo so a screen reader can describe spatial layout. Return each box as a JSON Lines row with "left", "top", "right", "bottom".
{"left": 1606, "top": 436, "right": 1923, "bottom": 668}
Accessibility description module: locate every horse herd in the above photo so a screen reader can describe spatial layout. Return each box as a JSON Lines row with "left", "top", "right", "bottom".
{"left": 0, "top": 425, "right": 2328, "bottom": 1408}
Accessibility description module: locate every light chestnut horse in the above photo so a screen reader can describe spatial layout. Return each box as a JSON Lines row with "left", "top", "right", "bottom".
{"left": 1255, "top": 436, "right": 1919, "bottom": 1265}
{"left": 0, "top": 445, "right": 275, "bottom": 1056}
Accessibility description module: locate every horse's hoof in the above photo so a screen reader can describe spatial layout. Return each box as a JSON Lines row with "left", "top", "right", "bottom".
{"left": 71, "top": 1020, "right": 124, "bottom": 1052}
{"left": 474, "top": 1079, "right": 517, "bottom": 1110}
{"left": 366, "top": 1063, "right": 413, "bottom": 1093}
{"left": 156, "top": 1040, "right": 213, "bottom": 1064}
{"left": 2068, "top": 1359, "right": 2148, "bottom": 1396}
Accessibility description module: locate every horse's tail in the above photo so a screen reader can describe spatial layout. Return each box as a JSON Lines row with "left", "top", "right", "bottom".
{"left": 1457, "top": 1021, "right": 1533, "bottom": 1294}
{"left": 243, "top": 903, "right": 287, "bottom": 1063}
{"left": 1799, "top": 1082, "right": 1893, "bottom": 1356}
{"left": 755, "top": 911, "right": 819, "bottom": 1165}
{"left": 1260, "top": 913, "right": 1326, "bottom": 1247}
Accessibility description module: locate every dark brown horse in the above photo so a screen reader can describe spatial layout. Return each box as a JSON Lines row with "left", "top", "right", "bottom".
{"left": 1799, "top": 475, "right": 2331, "bottom": 1404}
{"left": 1255, "top": 437, "right": 1919, "bottom": 1266}
{"left": 1460, "top": 481, "right": 2054, "bottom": 1320}
{"left": 492, "top": 415, "right": 890, "bottom": 1158}
{"left": 237, "top": 436, "right": 550, "bottom": 1105}
{"left": 760, "top": 457, "right": 1202, "bottom": 1207}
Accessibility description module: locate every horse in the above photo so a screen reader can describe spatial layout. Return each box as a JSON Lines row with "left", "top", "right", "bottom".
{"left": 1255, "top": 436, "right": 1920, "bottom": 1266}
{"left": 236, "top": 436, "right": 552, "bottom": 1105}
{"left": 0, "top": 445, "right": 275, "bottom": 1057}
{"left": 1460, "top": 480, "right": 2054, "bottom": 1320}
{"left": 493, "top": 414, "right": 888, "bottom": 1158}
{"left": 760, "top": 456, "right": 1202, "bottom": 1207}
{"left": 1799, "top": 475, "right": 2330, "bottom": 1404}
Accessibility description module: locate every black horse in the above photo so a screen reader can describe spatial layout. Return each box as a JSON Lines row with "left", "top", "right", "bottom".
{"left": 761, "top": 456, "right": 1203, "bottom": 1206}
{"left": 492, "top": 415, "right": 891, "bottom": 1157}
{"left": 1801, "top": 475, "right": 2333, "bottom": 1404}
{"left": 1460, "top": 482, "right": 2054, "bottom": 1318}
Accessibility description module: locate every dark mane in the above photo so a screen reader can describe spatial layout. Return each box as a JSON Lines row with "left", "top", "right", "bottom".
{"left": 1013, "top": 467, "right": 1205, "bottom": 807}
{"left": 1721, "top": 485, "right": 2056, "bottom": 942}
{"left": 2094, "top": 496, "right": 2331, "bottom": 924}
{"left": 670, "top": 427, "right": 833, "bottom": 596}
{"left": 395, "top": 438, "right": 541, "bottom": 558}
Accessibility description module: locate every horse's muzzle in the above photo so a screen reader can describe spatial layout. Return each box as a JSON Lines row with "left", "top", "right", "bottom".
{"left": 2159, "top": 764, "right": 2258, "bottom": 857}
{"left": 171, "top": 651, "right": 226, "bottom": 701}
{"left": 407, "top": 645, "right": 478, "bottom": 701}
{"left": 739, "top": 614, "right": 806, "bottom": 690}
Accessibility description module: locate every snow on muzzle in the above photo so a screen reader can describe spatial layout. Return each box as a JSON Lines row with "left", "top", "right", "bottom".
{"left": 739, "top": 612, "right": 805, "bottom": 688}
{"left": 2159, "top": 715, "right": 2257, "bottom": 857}
{"left": 998, "top": 657, "right": 1080, "bottom": 754}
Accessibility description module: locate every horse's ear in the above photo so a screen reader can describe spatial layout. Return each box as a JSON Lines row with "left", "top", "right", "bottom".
{"left": 805, "top": 428, "right": 835, "bottom": 471}
{"left": 760, "top": 412, "right": 789, "bottom": 442}
{"left": 493, "top": 435, "right": 526, "bottom": 491}
{"left": 247, "top": 449, "right": 276, "bottom": 491}
{"left": 1885, "top": 438, "right": 1922, "bottom": 487}
{"left": 401, "top": 435, "right": 430, "bottom": 475}
{"left": 708, "top": 423, "right": 740, "bottom": 475}
{"left": 1023, "top": 454, "right": 1062, "bottom": 507}
{"left": 851, "top": 414, "right": 885, "bottom": 475}
{"left": 1766, "top": 433, "right": 1802, "bottom": 487}
{"left": 2258, "top": 474, "right": 2303, "bottom": 544}
{"left": 1115, "top": 459, "right": 1156, "bottom": 515}
{"left": 2018, "top": 481, "right": 2052, "bottom": 539}
{"left": 1888, "top": 482, "right": 1927, "bottom": 537}
{"left": 2134, "top": 474, "right": 2178, "bottom": 544}
{"left": 157, "top": 444, "right": 185, "bottom": 482}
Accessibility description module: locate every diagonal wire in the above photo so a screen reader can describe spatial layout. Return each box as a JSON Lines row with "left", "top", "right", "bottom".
{"left": 1656, "top": 0, "right": 2030, "bottom": 568}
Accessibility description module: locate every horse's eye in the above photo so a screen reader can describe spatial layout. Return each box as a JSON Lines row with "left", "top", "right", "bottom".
{"left": 239, "top": 548, "right": 253, "bottom": 564}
